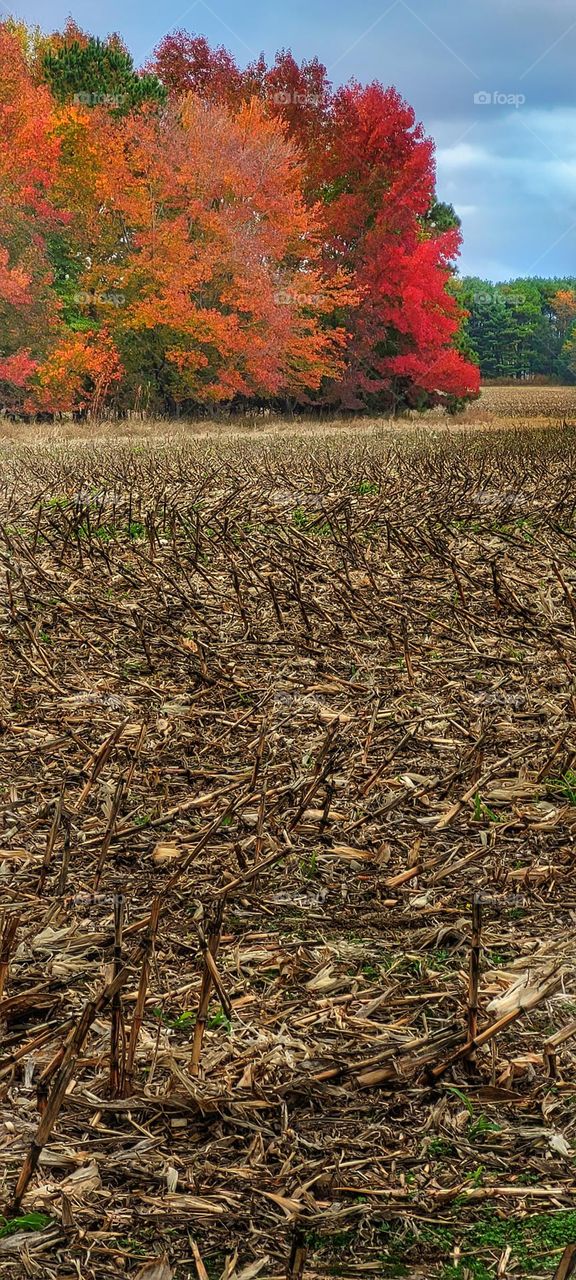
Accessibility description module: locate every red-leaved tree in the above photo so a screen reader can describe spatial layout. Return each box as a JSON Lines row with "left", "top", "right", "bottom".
{"left": 149, "top": 35, "right": 480, "bottom": 410}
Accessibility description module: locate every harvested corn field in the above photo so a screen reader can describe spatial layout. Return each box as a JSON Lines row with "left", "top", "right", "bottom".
{"left": 3, "top": 427, "right": 576, "bottom": 1279}
{"left": 462, "top": 386, "right": 576, "bottom": 425}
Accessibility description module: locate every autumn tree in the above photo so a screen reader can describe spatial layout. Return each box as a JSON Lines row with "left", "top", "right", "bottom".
{"left": 147, "top": 32, "right": 243, "bottom": 106}
{"left": 312, "top": 82, "right": 478, "bottom": 409}
{"left": 0, "top": 23, "right": 62, "bottom": 411}
{"left": 1, "top": 19, "right": 481, "bottom": 417}
{"left": 0, "top": 22, "right": 125, "bottom": 416}
{"left": 51, "top": 92, "right": 353, "bottom": 414}
{"left": 149, "top": 32, "right": 480, "bottom": 411}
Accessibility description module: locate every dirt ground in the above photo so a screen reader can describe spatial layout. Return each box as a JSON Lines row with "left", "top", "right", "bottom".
{"left": 2, "top": 422, "right": 576, "bottom": 1279}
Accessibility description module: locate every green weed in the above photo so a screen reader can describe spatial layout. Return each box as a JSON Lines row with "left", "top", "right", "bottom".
{"left": 300, "top": 849, "right": 319, "bottom": 879}
{"left": 0, "top": 1213, "right": 51, "bottom": 1238}
{"left": 547, "top": 770, "right": 576, "bottom": 804}
{"left": 207, "top": 1007, "right": 232, "bottom": 1033}
{"left": 468, "top": 1115, "right": 502, "bottom": 1140}
{"left": 472, "top": 792, "right": 500, "bottom": 823}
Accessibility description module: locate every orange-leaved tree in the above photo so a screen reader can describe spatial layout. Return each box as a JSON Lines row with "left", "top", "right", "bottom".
{"left": 0, "top": 23, "right": 62, "bottom": 411}
{"left": 51, "top": 92, "right": 354, "bottom": 413}
{"left": 0, "top": 22, "right": 125, "bottom": 416}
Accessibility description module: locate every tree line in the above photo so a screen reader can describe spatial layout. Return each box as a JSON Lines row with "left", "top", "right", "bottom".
{"left": 456, "top": 277, "right": 576, "bottom": 383}
{"left": 0, "top": 20, "right": 480, "bottom": 420}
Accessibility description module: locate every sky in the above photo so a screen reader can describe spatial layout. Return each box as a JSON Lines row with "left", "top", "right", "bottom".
{"left": 8, "top": 0, "right": 576, "bottom": 282}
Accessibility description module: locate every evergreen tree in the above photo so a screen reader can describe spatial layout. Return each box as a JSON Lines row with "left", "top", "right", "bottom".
{"left": 42, "top": 27, "right": 166, "bottom": 113}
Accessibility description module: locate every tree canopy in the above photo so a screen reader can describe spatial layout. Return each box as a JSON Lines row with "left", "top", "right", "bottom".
{"left": 0, "top": 19, "right": 480, "bottom": 418}
{"left": 457, "top": 277, "right": 576, "bottom": 383}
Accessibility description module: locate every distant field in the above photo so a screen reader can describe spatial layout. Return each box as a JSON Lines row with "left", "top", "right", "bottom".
{"left": 463, "top": 384, "right": 576, "bottom": 422}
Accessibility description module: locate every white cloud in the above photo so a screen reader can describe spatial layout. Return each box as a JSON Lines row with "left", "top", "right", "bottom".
{"left": 436, "top": 142, "right": 492, "bottom": 171}
{"left": 453, "top": 204, "right": 478, "bottom": 218}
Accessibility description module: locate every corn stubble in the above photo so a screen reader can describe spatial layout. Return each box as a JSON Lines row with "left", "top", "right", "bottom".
{"left": 2, "top": 424, "right": 576, "bottom": 1277}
